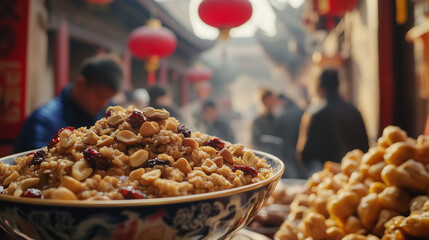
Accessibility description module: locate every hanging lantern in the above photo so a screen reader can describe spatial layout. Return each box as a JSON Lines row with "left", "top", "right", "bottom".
{"left": 198, "top": 0, "right": 253, "bottom": 40}
{"left": 315, "top": 0, "right": 359, "bottom": 16}
{"left": 128, "top": 19, "right": 177, "bottom": 86}
{"left": 185, "top": 66, "right": 213, "bottom": 83}
{"left": 85, "top": 0, "right": 115, "bottom": 5}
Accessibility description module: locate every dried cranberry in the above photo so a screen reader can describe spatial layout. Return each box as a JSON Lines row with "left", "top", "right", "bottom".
{"left": 207, "top": 138, "right": 225, "bottom": 150}
{"left": 119, "top": 186, "right": 147, "bottom": 199}
{"left": 143, "top": 158, "right": 170, "bottom": 168}
{"left": 83, "top": 148, "right": 109, "bottom": 170}
{"left": 0, "top": 186, "right": 4, "bottom": 194}
{"left": 230, "top": 165, "right": 259, "bottom": 178}
{"left": 20, "top": 188, "right": 43, "bottom": 198}
{"left": 48, "top": 127, "right": 75, "bottom": 149}
{"left": 128, "top": 111, "right": 146, "bottom": 129}
{"left": 31, "top": 150, "right": 47, "bottom": 165}
{"left": 25, "top": 152, "right": 35, "bottom": 156}
{"left": 177, "top": 124, "right": 191, "bottom": 137}
{"left": 105, "top": 110, "right": 113, "bottom": 118}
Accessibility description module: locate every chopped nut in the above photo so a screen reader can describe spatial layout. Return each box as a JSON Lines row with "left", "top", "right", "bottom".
{"left": 129, "top": 168, "right": 145, "bottom": 181}
{"left": 83, "top": 130, "right": 100, "bottom": 145}
{"left": 141, "top": 169, "right": 161, "bottom": 182}
{"left": 183, "top": 138, "right": 199, "bottom": 149}
{"left": 143, "top": 107, "right": 170, "bottom": 121}
{"left": 243, "top": 151, "right": 256, "bottom": 166}
{"left": 212, "top": 156, "right": 223, "bottom": 168}
{"left": 117, "top": 130, "right": 139, "bottom": 145}
{"left": 106, "top": 106, "right": 124, "bottom": 114}
{"left": 96, "top": 135, "right": 114, "bottom": 148}
{"left": 60, "top": 130, "right": 76, "bottom": 148}
{"left": 129, "top": 150, "right": 149, "bottom": 167}
{"left": 72, "top": 160, "right": 93, "bottom": 181}
{"left": 202, "top": 159, "right": 217, "bottom": 174}
{"left": 140, "top": 121, "right": 160, "bottom": 137}
{"left": 172, "top": 158, "right": 192, "bottom": 174}
{"left": 165, "top": 120, "right": 178, "bottom": 133}
{"left": 52, "top": 187, "right": 78, "bottom": 200}
{"left": 107, "top": 114, "right": 125, "bottom": 128}
{"left": 219, "top": 148, "right": 234, "bottom": 164}
{"left": 13, "top": 177, "right": 40, "bottom": 197}
{"left": 60, "top": 176, "right": 82, "bottom": 193}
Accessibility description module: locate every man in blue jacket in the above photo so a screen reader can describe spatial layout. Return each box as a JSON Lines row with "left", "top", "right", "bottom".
{"left": 14, "top": 55, "right": 123, "bottom": 153}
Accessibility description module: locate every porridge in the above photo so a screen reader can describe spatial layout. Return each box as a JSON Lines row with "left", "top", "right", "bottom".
{"left": 0, "top": 106, "right": 273, "bottom": 200}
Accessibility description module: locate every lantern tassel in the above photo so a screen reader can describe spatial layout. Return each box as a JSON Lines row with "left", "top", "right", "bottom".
{"left": 147, "top": 72, "right": 156, "bottom": 86}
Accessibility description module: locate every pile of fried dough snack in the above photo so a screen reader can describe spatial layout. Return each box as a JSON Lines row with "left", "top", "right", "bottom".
{"left": 275, "top": 126, "right": 429, "bottom": 240}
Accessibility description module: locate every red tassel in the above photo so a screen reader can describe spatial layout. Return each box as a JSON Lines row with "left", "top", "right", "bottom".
{"left": 147, "top": 72, "right": 156, "bottom": 86}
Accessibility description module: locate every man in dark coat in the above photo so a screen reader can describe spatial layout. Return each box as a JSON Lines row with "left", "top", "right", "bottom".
{"left": 296, "top": 69, "right": 369, "bottom": 177}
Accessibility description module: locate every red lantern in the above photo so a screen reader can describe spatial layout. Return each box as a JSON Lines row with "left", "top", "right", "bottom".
{"left": 185, "top": 67, "right": 213, "bottom": 83}
{"left": 85, "top": 0, "right": 114, "bottom": 5}
{"left": 315, "top": 0, "right": 359, "bottom": 16}
{"left": 128, "top": 19, "right": 177, "bottom": 86}
{"left": 198, "top": 0, "right": 253, "bottom": 40}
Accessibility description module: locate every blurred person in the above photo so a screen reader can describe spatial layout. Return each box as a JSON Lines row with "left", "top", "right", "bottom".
{"left": 14, "top": 55, "right": 123, "bottom": 153}
{"left": 296, "top": 69, "right": 369, "bottom": 177}
{"left": 200, "top": 100, "right": 235, "bottom": 143}
{"left": 148, "top": 85, "right": 182, "bottom": 121}
{"left": 251, "top": 89, "right": 283, "bottom": 159}
{"left": 277, "top": 94, "right": 305, "bottom": 179}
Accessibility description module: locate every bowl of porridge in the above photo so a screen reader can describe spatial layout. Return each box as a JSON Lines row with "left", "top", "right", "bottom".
{"left": 0, "top": 106, "right": 284, "bottom": 240}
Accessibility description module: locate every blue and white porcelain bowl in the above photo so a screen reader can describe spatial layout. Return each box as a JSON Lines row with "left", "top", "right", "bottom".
{"left": 0, "top": 150, "right": 284, "bottom": 240}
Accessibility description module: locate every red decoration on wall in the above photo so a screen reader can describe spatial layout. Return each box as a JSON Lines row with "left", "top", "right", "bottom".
{"left": 315, "top": 0, "right": 360, "bottom": 16}
{"left": 128, "top": 19, "right": 177, "bottom": 86}
{"left": 198, "top": 0, "right": 253, "bottom": 40}
{"left": 185, "top": 66, "right": 213, "bottom": 83}
{"left": 85, "top": 0, "right": 114, "bottom": 5}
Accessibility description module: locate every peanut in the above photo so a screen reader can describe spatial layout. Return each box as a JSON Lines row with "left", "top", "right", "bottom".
{"left": 117, "top": 130, "right": 139, "bottom": 145}
{"left": 219, "top": 148, "right": 234, "bottom": 164}
{"left": 183, "top": 138, "right": 199, "bottom": 149}
{"left": 83, "top": 130, "right": 100, "bottom": 145}
{"left": 51, "top": 187, "right": 78, "bottom": 200}
{"left": 143, "top": 107, "right": 169, "bottom": 121}
{"left": 172, "top": 158, "right": 192, "bottom": 174}
{"left": 129, "top": 168, "right": 145, "bottom": 181}
{"left": 106, "top": 105, "right": 124, "bottom": 114}
{"left": 243, "top": 151, "right": 256, "bottom": 166}
{"left": 13, "top": 177, "right": 40, "bottom": 197}
{"left": 96, "top": 135, "right": 114, "bottom": 148}
{"left": 60, "top": 176, "right": 82, "bottom": 193}
{"left": 107, "top": 114, "right": 125, "bottom": 128}
{"left": 202, "top": 159, "right": 217, "bottom": 174}
{"left": 129, "top": 150, "right": 149, "bottom": 167}
{"left": 140, "top": 121, "right": 160, "bottom": 137}
{"left": 60, "top": 130, "right": 76, "bottom": 148}
{"left": 72, "top": 160, "right": 93, "bottom": 181}
{"left": 141, "top": 169, "right": 161, "bottom": 182}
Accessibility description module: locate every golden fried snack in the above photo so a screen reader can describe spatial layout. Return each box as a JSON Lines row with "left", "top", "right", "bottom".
{"left": 399, "top": 212, "right": 429, "bottom": 238}
{"left": 274, "top": 220, "right": 298, "bottom": 240}
{"left": 341, "top": 150, "right": 364, "bottom": 177}
{"left": 369, "top": 182, "right": 386, "bottom": 194}
{"left": 344, "top": 215, "right": 367, "bottom": 235}
{"left": 378, "top": 126, "right": 408, "bottom": 148}
{"left": 326, "top": 226, "right": 346, "bottom": 240}
{"left": 409, "top": 196, "right": 429, "bottom": 212}
{"left": 327, "top": 190, "right": 360, "bottom": 221}
{"left": 378, "top": 186, "right": 410, "bottom": 213}
{"left": 341, "top": 233, "right": 367, "bottom": 240}
{"left": 414, "top": 135, "right": 429, "bottom": 164}
{"left": 362, "top": 147, "right": 385, "bottom": 165}
{"left": 309, "top": 191, "right": 330, "bottom": 217}
{"left": 381, "top": 159, "right": 429, "bottom": 194}
{"left": 357, "top": 193, "right": 382, "bottom": 230}
{"left": 383, "top": 141, "right": 416, "bottom": 166}
{"left": 367, "top": 161, "right": 386, "bottom": 182}
{"left": 297, "top": 212, "right": 327, "bottom": 240}
{"left": 373, "top": 209, "right": 400, "bottom": 237}
{"left": 383, "top": 215, "right": 405, "bottom": 235}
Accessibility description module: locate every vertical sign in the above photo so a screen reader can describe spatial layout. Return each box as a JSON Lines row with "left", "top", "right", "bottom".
{"left": 0, "top": 0, "right": 29, "bottom": 140}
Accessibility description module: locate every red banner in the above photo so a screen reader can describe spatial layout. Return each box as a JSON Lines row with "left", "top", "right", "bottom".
{"left": 0, "top": 0, "right": 29, "bottom": 140}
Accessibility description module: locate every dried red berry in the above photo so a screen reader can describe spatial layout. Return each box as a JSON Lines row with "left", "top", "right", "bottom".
{"left": 207, "top": 138, "right": 225, "bottom": 150}
{"left": 230, "top": 165, "right": 259, "bottom": 178}
{"left": 105, "top": 110, "right": 113, "bottom": 118}
{"left": 26, "top": 152, "right": 36, "bottom": 156}
{"left": 20, "top": 188, "right": 43, "bottom": 198}
{"left": 128, "top": 111, "right": 146, "bottom": 129}
{"left": 48, "top": 127, "right": 75, "bottom": 149}
{"left": 143, "top": 158, "right": 170, "bottom": 168}
{"left": 31, "top": 150, "right": 47, "bottom": 165}
{"left": 119, "top": 186, "right": 147, "bottom": 199}
{"left": 83, "top": 147, "right": 109, "bottom": 170}
{"left": 177, "top": 124, "right": 191, "bottom": 137}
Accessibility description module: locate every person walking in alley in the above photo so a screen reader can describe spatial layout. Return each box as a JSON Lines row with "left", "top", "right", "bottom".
{"left": 296, "top": 69, "right": 369, "bottom": 177}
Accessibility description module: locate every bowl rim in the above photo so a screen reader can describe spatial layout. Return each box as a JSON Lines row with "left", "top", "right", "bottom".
{"left": 0, "top": 149, "right": 284, "bottom": 207}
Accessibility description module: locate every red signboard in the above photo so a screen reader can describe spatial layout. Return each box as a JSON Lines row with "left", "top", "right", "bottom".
{"left": 0, "top": 0, "right": 29, "bottom": 140}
